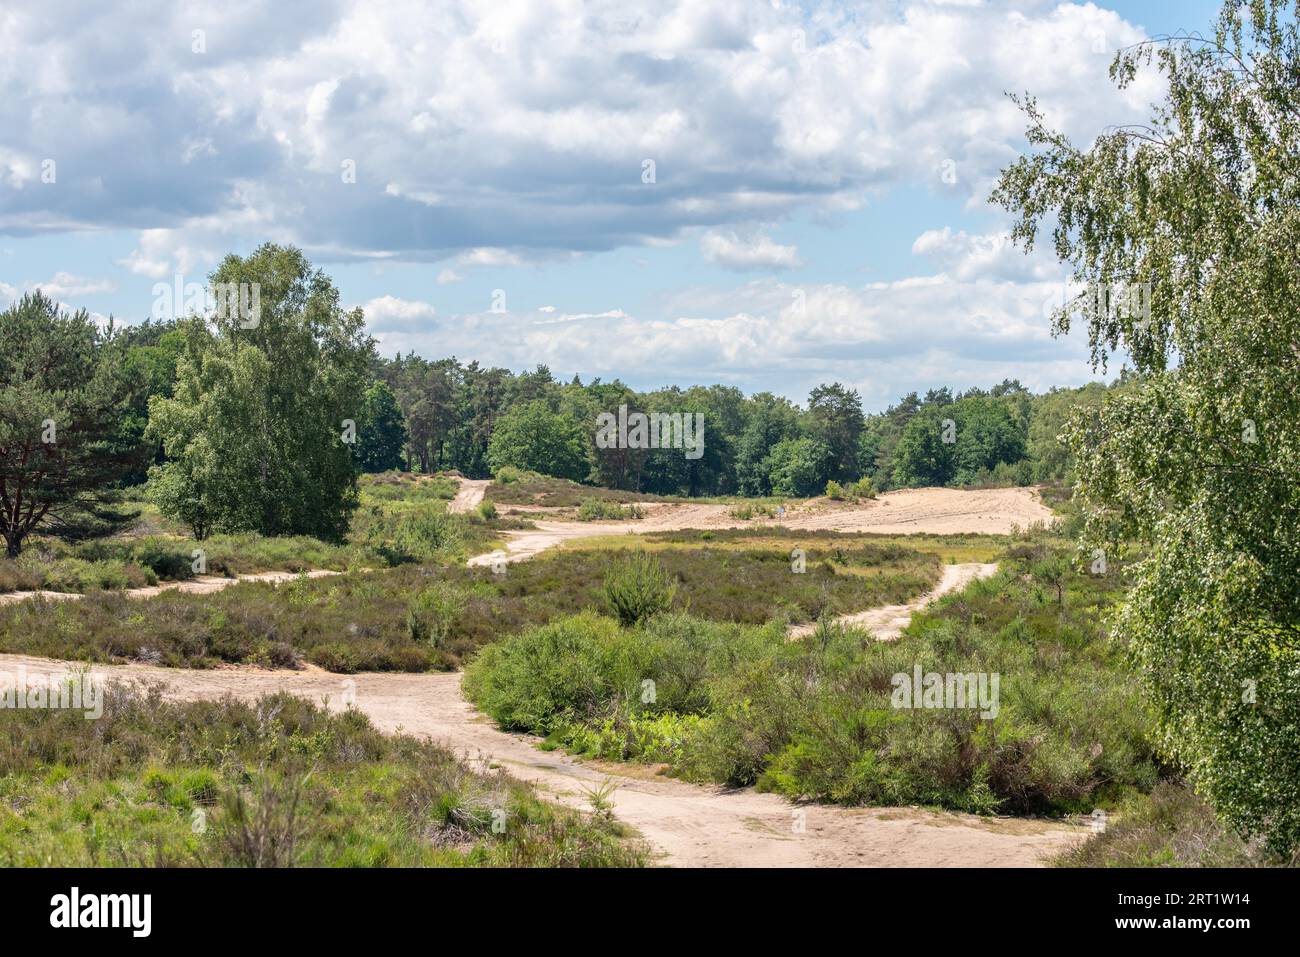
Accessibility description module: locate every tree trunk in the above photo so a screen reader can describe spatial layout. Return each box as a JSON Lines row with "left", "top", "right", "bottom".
{"left": 5, "top": 535, "right": 20, "bottom": 559}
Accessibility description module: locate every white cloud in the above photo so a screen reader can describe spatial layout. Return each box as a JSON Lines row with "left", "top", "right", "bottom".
{"left": 911, "top": 227, "right": 1060, "bottom": 282}
{"left": 367, "top": 265, "right": 1094, "bottom": 408}
{"left": 456, "top": 248, "right": 524, "bottom": 268}
{"left": 436, "top": 268, "right": 463, "bottom": 284}
{"left": 700, "top": 229, "right": 802, "bottom": 271}
{"left": 0, "top": 0, "right": 1160, "bottom": 262}
{"left": 29, "top": 271, "right": 117, "bottom": 298}
{"left": 359, "top": 294, "right": 437, "bottom": 331}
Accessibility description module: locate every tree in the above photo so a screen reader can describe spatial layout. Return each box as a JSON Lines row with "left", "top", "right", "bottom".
{"left": 147, "top": 245, "right": 372, "bottom": 541}
{"left": 1026, "top": 383, "right": 1109, "bottom": 483}
{"left": 735, "top": 392, "right": 802, "bottom": 496}
{"left": 486, "top": 400, "right": 589, "bottom": 481}
{"left": 807, "top": 383, "right": 865, "bottom": 482}
{"left": 950, "top": 396, "right": 1025, "bottom": 485}
{"left": 355, "top": 381, "right": 408, "bottom": 473}
{"left": 893, "top": 406, "right": 956, "bottom": 487}
{"left": 765, "top": 437, "right": 831, "bottom": 497}
{"left": 993, "top": 0, "right": 1300, "bottom": 853}
{"left": 0, "top": 292, "right": 139, "bottom": 556}
{"left": 115, "top": 319, "right": 184, "bottom": 485}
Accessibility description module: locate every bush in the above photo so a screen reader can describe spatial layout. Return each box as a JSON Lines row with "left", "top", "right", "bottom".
{"left": 469, "top": 539, "right": 1158, "bottom": 818}
{"left": 850, "top": 477, "right": 876, "bottom": 499}
{"left": 407, "top": 582, "right": 467, "bottom": 648}
{"left": 0, "top": 683, "right": 645, "bottom": 867}
{"left": 477, "top": 500, "right": 498, "bottom": 521}
{"left": 463, "top": 613, "right": 623, "bottom": 734}
{"left": 825, "top": 480, "right": 845, "bottom": 501}
{"left": 728, "top": 502, "right": 776, "bottom": 521}
{"left": 381, "top": 511, "right": 463, "bottom": 564}
{"left": 602, "top": 552, "right": 677, "bottom": 626}
{"left": 577, "top": 499, "right": 642, "bottom": 521}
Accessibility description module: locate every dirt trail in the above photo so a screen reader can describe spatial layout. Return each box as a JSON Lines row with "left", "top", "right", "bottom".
{"left": 471, "top": 486, "right": 1052, "bottom": 568}
{"left": 788, "top": 563, "right": 1000, "bottom": 640}
{"left": 0, "top": 480, "right": 1079, "bottom": 865}
{"left": 448, "top": 478, "right": 490, "bottom": 514}
{"left": 0, "top": 569, "right": 342, "bottom": 607}
{"left": 0, "top": 650, "right": 1081, "bottom": 866}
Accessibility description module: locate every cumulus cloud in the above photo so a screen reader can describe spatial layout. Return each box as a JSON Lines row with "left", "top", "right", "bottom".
{"left": 28, "top": 271, "right": 117, "bottom": 298}
{"left": 911, "top": 227, "right": 1060, "bottom": 282}
{"left": 700, "top": 229, "right": 802, "bottom": 270}
{"left": 359, "top": 295, "right": 437, "bottom": 331}
{"left": 363, "top": 265, "right": 1091, "bottom": 410}
{"left": 1, "top": 0, "right": 1159, "bottom": 265}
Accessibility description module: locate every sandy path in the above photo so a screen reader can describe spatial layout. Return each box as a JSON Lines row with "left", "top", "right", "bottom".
{"left": 0, "top": 651, "right": 1081, "bottom": 867}
{"left": 788, "top": 563, "right": 1000, "bottom": 640}
{"left": 448, "top": 478, "right": 490, "bottom": 514}
{"left": 0, "top": 480, "right": 1078, "bottom": 865}
{"left": 0, "top": 569, "right": 343, "bottom": 607}
{"left": 470, "top": 486, "right": 1052, "bottom": 568}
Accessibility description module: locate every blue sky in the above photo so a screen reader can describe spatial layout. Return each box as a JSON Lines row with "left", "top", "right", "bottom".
{"left": 0, "top": 0, "right": 1221, "bottom": 410}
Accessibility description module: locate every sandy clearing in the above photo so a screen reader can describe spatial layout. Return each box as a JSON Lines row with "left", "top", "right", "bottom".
{"left": 469, "top": 486, "right": 1052, "bottom": 568}
{"left": 448, "top": 478, "right": 490, "bottom": 514}
{"left": 0, "top": 651, "right": 1083, "bottom": 867}
{"left": 0, "top": 479, "right": 1080, "bottom": 865}
{"left": 0, "top": 569, "right": 343, "bottom": 607}
{"left": 788, "top": 562, "right": 1000, "bottom": 640}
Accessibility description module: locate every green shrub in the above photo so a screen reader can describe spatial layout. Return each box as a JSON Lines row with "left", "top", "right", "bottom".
{"left": 728, "top": 502, "right": 776, "bottom": 520}
{"left": 1055, "top": 781, "right": 1287, "bottom": 868}
{"left": 602, "top": 552, "right": 677, "bottom": 626}
{"left": 383, "top": 511, "right": 463, "bottom": 564}
{"left": 0, "top": 683, "right": 645, "bottom": 867}
{"left": 493, "top": 466, "right": 531, "bottom": 485}
{"left": 576, "top": 499, "right": 642, "bottom": 521}
{"left": 477, "top": 500, "right": 498, "bottom": 521}
{"left": 850, "top": 477, "right": 876, "bottom": 499}
{"left": 407, "top": 582, "right": 467, "bottom": 648}
{"left": 825, "top": 480, "right": 845, "bottom": 500}
{"left": 469, "top": 540, "right": 1158, "bottom": 818}
{"left": 464, "top": 613, "right": 623, "bottom": 734}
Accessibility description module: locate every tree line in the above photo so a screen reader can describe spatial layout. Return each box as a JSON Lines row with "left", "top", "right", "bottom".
{"left": 1, "top": 241, "right": 1121, "bottom": 560}
{"left": 369, "top": 355, "right": 1117, "bottom": 498}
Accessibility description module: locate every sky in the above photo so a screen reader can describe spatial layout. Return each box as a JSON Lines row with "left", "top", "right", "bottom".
{"left": 0, "top": 0, "right": 1223, "bottom": 411}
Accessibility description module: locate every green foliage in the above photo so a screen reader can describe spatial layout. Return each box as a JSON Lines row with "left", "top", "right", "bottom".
{"left": 468, "top": 540, "right": 1156, "bottom": 816}
{"left": 807, "top": 383, "right": 865, "bottom": 483}
{"left": 601, "top": 551, "right": 677, "bottom": 625}
{"left": 0, "top": 683, "right": 644, "bottom": 867}
{"left": 376, "top": 349, "right": 1112, "bottom": 496}
{"left": 407, "top": 581, "right": 467, "bottom": 648}
{"left": 764, "top": 437, "right": 831, "bottom": 497}
{"left": 355, "top": 381, "right": 408, "bottom": 473}
{"left": 894, "top": 397, "right": 1025, "bottom": 487}
{"left": 1055, "top": 781, "right": 1283, "bottom": 868}
{"left": 146, "top": 245, "right": 371, "bottom": 542}
{"left": 576, "top": 498, "right": 642, "bottom": 521}
{"left": 379, "top": 510, "right": 463, "bottom": 565}
{"left": 850, "top": 476, "right": 876, "bottom": 499}
{"left": 994, "top": 0, "right": 1300, "bottom": 853}
{"left": 486, "top": 400, "right": 589, "bottom": 481}
{"left": 0, "top": 292, "right": 140, "bottom": 556}
{"left": 464, "top": 613, "right": 625, "bottom": 734}
{"left": 824, "top": 480, "right": 845, "bottom": 500}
